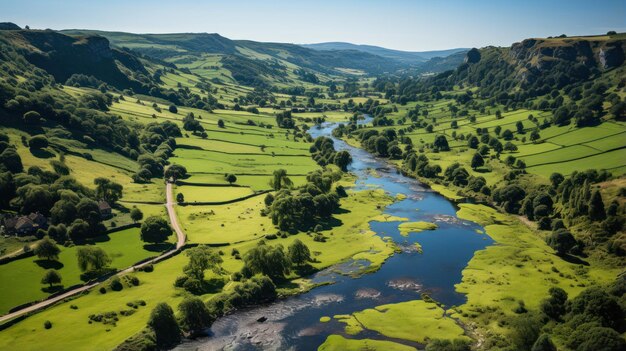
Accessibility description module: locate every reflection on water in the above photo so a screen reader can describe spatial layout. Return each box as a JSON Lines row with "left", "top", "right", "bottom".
{"left": 176, "top": 118, "right": 493, "bottom": 351}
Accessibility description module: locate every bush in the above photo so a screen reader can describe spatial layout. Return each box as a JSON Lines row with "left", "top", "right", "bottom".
{"left": 425, "top": 338, "right": 471, "bottom": 351}
{"left": 125, "top": 275, "right": 140, "bottom": 286}
{"left": 29, "top": 135, "right": 48, "bottom": 149}
{"left": 140, "top": 216, "right": 173, "bottom": 243}
{"left": 109, "top": 277, "right": 123, "bottom": 291}
{"left": 182, "top": 277, "right": 204, "bottom": 295}
{"left": 99, "top": 287, "right": 106, "bottom": 294}
{"left": 140, "top": 264, "right": 154, "bottom": 273}
{"left": 44, "top": 320, "right": 52, "bottom": 329}
{"left": 174, "top": 275, "right": 188, "bottom": 288}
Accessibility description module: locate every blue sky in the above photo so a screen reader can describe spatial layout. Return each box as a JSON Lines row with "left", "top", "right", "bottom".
{"left": 1, "top": 0, "right": 625, "bottom": 51}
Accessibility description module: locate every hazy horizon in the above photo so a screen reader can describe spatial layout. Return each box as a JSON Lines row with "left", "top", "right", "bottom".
{"left": 1, "top": 0, "right": 625, "bottom": 52}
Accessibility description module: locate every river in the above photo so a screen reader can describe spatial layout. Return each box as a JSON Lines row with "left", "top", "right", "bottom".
{"left": 176, "top": 118, "right": 493, "bottom": 350}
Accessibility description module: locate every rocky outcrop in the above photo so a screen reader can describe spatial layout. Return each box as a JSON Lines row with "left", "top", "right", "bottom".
{"left": 599, "top": 42, "right": 625, "bottom": 69}
{"left": 464, "top": 48, "right": 481, "bottom": 64}
{"left": 510, "top": 37, "right": 625, "bottom": 73}
{"left": 0, "top": 30, "right": 147, "bottom": 90}
{"left": 78, "top": 35, "right": 113, "bottom": 61}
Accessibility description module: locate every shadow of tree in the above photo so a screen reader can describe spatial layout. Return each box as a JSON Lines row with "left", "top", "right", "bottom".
{"left": 80, "top": 267, "right": 116, "bottom": 282}
{"left": 202, "top": 277, "right": 226, "bottom": 294}
{"left": 41, "top": 285, "right": 64, "bottom": 293}
{"left": 34, "top": 259, "right": 64, "bottom": 270}
{"left": 559, "top": 253, "right": 590, "bottom": 266}
{"left": 30, "top": 148, "right": 55, "bottom": 159}
{"left": 293, "top": 263, "right": 316, "bottom": 276}
{"left": 143, "top": 242, "right": 175, "bottom": 252}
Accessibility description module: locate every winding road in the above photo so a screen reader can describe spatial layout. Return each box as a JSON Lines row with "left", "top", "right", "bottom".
{"left": 0, "top": 182, "right": 186, "bottom": 324}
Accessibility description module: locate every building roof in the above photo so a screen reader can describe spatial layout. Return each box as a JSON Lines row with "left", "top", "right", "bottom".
{"left": 15, "top": 217, "right": 34, "bottom": 230}
{"left": 3, "top": 217, "right": 18, "bottom": 229}
{"left": 98, "top": 200, "right": 111, "bottom": 211}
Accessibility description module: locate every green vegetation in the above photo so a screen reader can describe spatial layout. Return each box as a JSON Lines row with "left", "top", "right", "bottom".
{"left": 334, "top": 300, "right": 467, "bottom": 344}
{"left": 318, "top": 335, "right": 417, "bottom": 351}
{"left": 398, "top": 221, "right": 438, "bottom": 235}
{"left": 0, "top": 21, "right": 624, "bottom": 351}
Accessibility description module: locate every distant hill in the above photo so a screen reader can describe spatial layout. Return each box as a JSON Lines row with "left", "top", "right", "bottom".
{"left": 301, "top": 42, "right": 467, "bottom": 63}
{"left": 61, "top": 30, "right": 404, "bottom": 77}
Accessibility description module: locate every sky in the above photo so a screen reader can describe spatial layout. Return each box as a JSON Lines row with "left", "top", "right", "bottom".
{"left": 1, "top": 0, "right": 625, "bottom": 52}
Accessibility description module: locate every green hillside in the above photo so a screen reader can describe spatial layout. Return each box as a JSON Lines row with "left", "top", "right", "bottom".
{"left": 0, "top": 22, "right": 624, "bottom": 351}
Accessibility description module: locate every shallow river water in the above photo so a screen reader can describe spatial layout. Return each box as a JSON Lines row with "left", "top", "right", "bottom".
{"left": 176, "top": 118, "right": 493, "bottom": 350}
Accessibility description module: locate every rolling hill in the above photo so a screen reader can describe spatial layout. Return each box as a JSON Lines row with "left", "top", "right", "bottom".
{"left": 301, "top": 41, "right": 467, "bottom": 63}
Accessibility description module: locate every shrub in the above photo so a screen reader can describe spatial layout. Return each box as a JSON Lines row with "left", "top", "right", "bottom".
{"left": 109, "top": 277, "right": 123, "bottom": 291}
{"left": 174, "top": 275, "right": 188, "bottom": 288}
{"left": 44, "top": 320, "right": 52, "bottom": 329}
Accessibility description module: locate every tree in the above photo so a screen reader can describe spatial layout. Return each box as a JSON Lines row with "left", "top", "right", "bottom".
{"left": 387, "top": 145, "right": 403, "bottom": 159}
{"left": 168, "top": 105, "right": 178, "bottom": 114}
{"left": 76, "top": 198, "right": 100, "bottom": 223}
{"left": 226, "top": 174, "right": 237, "bottom": 185}
{"left": 425, "top": 339, "right": 471, "bottom": 351}
{"left": 471, "top": 153, "right": 484, "bottom": 170}
{"left": 94, "top": 178, "right": 123, "bottom": 204}
{"left": 588, "top": 190, "right": 606, "bottom": 221}
{"left": 574, "top": 326, "right": 626, "bottom": 351}
{"left": 41, "top": 269, "right": 62, "bottom": 287}
{"left": 23, "top": 111, "right": 41, "bottom": 124}
{"left": 540, "top": 287, "right": 568, "bottom": 320}
{"left": 516, "top": 121, "right": 525, "bottom": 134}
{"left": 164, "top": 164, "right": 187, "bottom": 181}
{"left": 176, "top": 193, "right": 185, "bottom": 203}
{"left": 433, "top": 135, "right": 450, "bottom": 151}
{"left": 0, "top": 147, "right": 23, "bottom": 173}
{"left": 531, "top": 334, "right": 556, "bottom": 351}
{"left": 217, "top": 119, "right": 225, "bottom": 128}
{"left": 502, "top": 129, "right": 514, "bottom": 140}
{"left": 242, "top": 243, "right": 290, "bottom": 281}
{"left": 129, "top": 208, "right": 143, "bottom": 223}
{"left": 530, "top": 130, "right": 541, "bottom": 142}
{"left": 270, "top": 169, "right": 293, "bottom": 190}
{"left": 178, "top": 297, "right": 214, "bottom": 336}
{"left": 148, "top": 302, "right": 181, "bottom": 348}
{"left": 288, "top": 239, "right": 311, "bottom": 266}
{"left": 34, "top": 236, "right": 60, "bottom": 261}
{"left": 28, "top": 135, "right": 48, "bottom": 150}
{"left": 140, "top": 216, "right": 173, "bottom": 243}
{"left": 467, "top": 136, "right": 479, "bottom": 149}
{"left": 549, "top": 173, "right": 564, "bottom": 188}
{"left": 504, "top": 142, "right": 518, "bottom": 152}
{"left": 375, "top": 136, "right": 389, "bottom": 156}
{"left": 569, "top": 287, "right": 623, "bottom": 329}
{"left": 183, "top": 246, "right": 223, "bottom": 281}
{"left": 68, "top": 219, "right": 90, "bottom": 241}
{"left": 510, "top": 315, "right": 542, "bottom": 351}
{"left": 333, "top": 150, "right": 352, "bottom": 171}
{"left": 76, "top": 246, "right": 111, "bottom": 272}
{"left": 546, "top": 229, "right": 576, "bottom": 256}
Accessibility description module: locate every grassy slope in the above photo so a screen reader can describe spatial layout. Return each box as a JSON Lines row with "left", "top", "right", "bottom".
{"left": 452, "top": 204, "right": 620, "bottom": 335}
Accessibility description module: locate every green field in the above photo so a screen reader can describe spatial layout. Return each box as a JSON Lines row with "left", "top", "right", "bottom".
{"left": 175, "top": 185, "right": 255, "bottom": 203}
{"left": 0, "top": 228, "right": 173, "bottom": 314}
